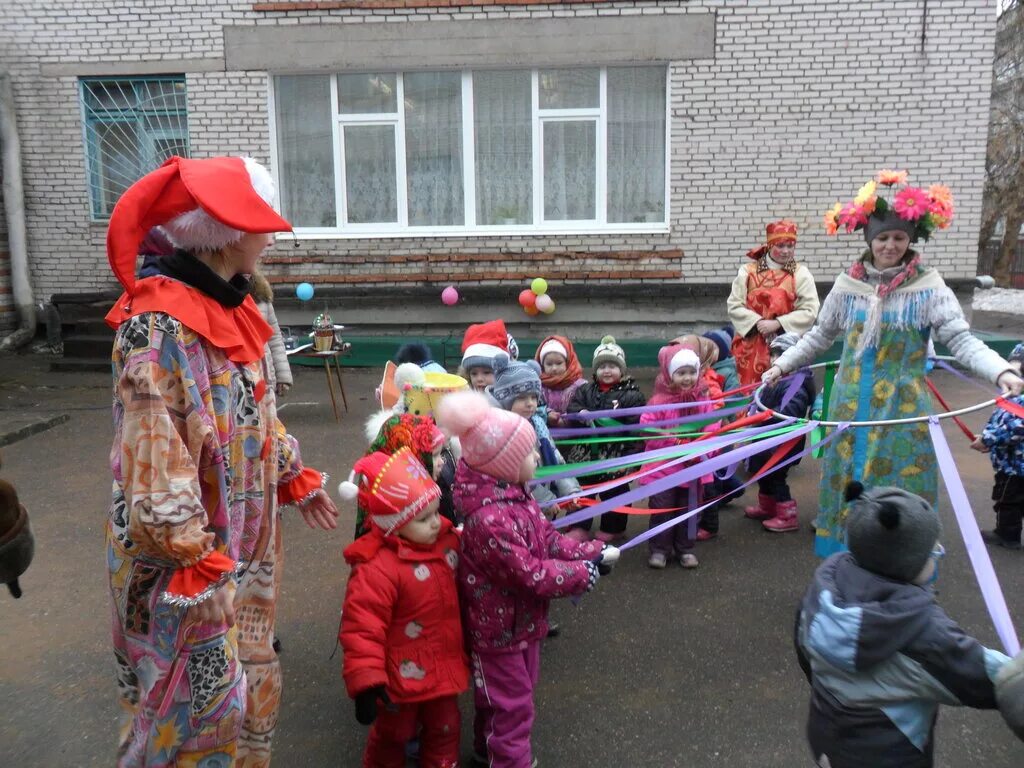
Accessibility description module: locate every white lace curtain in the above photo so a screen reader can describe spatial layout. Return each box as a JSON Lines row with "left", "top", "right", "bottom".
{"left": 607, "top": 67, "right": 666, "bottom": 223}
{"left": 405, "top": 72, "right": 464, "bottom": 226}
{"left": 474, "top": 71, "right": 533, "bottom": 225}
{"left": 275, "top": 75, "right": 335, "bottom": 227}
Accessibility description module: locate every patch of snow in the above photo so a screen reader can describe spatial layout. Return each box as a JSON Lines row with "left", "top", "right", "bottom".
{"left": 973, "top": 287, "right": 1024, "bottom": 315}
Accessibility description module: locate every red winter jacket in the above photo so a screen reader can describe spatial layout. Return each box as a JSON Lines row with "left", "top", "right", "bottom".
{"left": 340, "top": 518, "right": 469, "bottom": 703}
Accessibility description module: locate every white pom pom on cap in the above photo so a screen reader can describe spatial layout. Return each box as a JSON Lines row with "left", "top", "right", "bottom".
{"left": 394, "top": 363, "right": 426, "bottom": 390}
{"left": 338, "top": 471, "right": 360, "bottom": 502}
{"left": 435, "top": 390, "right": 491, "bottom": 437}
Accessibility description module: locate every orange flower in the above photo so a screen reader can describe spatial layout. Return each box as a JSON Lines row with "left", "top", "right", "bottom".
{"left": 823, "top": 202, "right": 842, "bottom": 236}
{"left": 877, "top": 169, "right": 909, "bottom": 186}
{"left": 928, "top": 184, "right": 953, "bottom": 206}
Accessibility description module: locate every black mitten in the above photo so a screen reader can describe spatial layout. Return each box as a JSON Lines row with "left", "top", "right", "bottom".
{"left": 354, "top": 686, "right": 386, "bottom": 726}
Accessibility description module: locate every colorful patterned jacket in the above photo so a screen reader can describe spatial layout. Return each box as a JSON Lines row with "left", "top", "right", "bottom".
{"left": 980, "top": 394, "right": 1024, "bottom": 477}
{"left": 108, "top": 312, "right": 322, "bottom": 594}
{"left": 454, "top": 462, "right": 601, "bottom": 653}
{"left": 340, "top": 518, "right": 469, "bottom": 703}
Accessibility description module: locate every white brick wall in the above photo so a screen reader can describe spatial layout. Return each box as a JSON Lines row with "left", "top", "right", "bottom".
{"left": 0, "top": 0, "right": 996, "bottom": 300}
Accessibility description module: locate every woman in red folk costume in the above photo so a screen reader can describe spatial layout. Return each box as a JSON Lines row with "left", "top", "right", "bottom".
{"left": 727, "top": 220, "right": 820, "bottom": 386}
{"left": 105, "top": 156, "right": 338, "bottom": 768}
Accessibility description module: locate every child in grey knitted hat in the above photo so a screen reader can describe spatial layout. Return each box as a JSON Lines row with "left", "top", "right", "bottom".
{"left": 971, "top": 342, "right": 1024, "bottom": 550}
{"left": 795, "top": 482, "right": 1024, "bottom": 767}
{"left": 488, "top": 356, "right": 582, "bottom": 516}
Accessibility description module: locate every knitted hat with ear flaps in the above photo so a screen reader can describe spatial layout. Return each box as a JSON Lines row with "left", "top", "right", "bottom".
{"left": 844, "top": 482, "right": 941, "bottom": 582}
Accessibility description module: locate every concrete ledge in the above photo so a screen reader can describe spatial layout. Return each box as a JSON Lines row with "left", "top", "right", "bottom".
{"left": 0, "top": 414, "right": 70, "bottom": 448}
{"left": 225, "top": 14, "right": 716, "bottom": 72}
{"left": 40, "top": 59, "right": 225, "bottom": 77}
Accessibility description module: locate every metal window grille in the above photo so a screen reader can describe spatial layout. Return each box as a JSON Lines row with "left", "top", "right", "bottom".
{"left": 80, "top": 77, "right": 189, "bottom": 220}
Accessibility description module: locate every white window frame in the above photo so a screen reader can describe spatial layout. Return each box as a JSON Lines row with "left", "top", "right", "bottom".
{"left": 268, "top": 65, "right": 671, "bottom": 240}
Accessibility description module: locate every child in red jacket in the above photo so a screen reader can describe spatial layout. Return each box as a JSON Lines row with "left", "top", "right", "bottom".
{"left": 338, "top": 446, "right": 469, "bottom": 768}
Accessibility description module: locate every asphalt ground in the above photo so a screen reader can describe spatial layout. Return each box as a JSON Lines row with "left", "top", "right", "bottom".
{"left": 1, "top": 356, "right": 1022, "bottom": 767}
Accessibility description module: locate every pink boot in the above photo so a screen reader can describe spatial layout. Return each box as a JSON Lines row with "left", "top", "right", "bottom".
{"left": 763, "top": 499, "right": 799, "bottom": 532}
{"left": 744, "top": 494, "right": 776, "bottom": 521}
{"left": 564, "top": 527, "right": 591, "bottom": 543}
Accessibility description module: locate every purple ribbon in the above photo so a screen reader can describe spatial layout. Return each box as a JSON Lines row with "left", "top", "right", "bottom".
{"left": 551, "top": 403, "right": 746, "bottom": 438}
{"left": 553, "top": 421, "right": 814, "bottom": 529}
{"left": 617, "top": 423, "right": 848, "bottom": 551}
{"left": 778, "top": 369, "right": 808, "bottom": 412}
{"left": 928, "top": 417, "right": 1020, "bottom": 655}
{"left": 559, "top": 392, "right": 756, "bottom": 422}
{"left": 535, "top": 420, "right": 788, "bottom": 490}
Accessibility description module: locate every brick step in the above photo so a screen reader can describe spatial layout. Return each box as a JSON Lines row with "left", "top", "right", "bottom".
{"left": 50, "top": 356, "right": 110, "bottom": 373}
{"left": 62, "top": 333, "right": 114, "bottom": 360}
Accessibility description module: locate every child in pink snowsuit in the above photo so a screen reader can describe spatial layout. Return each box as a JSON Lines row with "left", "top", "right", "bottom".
{"left": 639, "top": 345, "right": 720, "bottom": 570}
{"left": 435, "top": 391, "right": 619, "bottom": 768}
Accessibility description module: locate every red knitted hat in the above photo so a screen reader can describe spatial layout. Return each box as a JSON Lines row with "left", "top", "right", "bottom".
{"left": 338, "top": 447, "right": 441, "bottom": 534}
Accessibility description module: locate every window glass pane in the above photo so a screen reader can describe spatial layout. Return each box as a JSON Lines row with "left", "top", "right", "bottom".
{"left": 136, "top": 80, "right": 187, "bottom": 112}
{"left": 344, "top": 125, "right": 397, "bottom": 223}
{"left": 404, "top": 72, "right": 464, "bottom": 226}
{"left": 276, "top": 75, "right": 335, "bottom": 227}
{"left": 539, "top": 68, "right": 599, "bottom": 109}
{"left": 338, "top": 73, "right": 397, "bottom": 114}
{"left": 607, "top": 67, "right": 666, "bottom": 223}
{"left": 93, "top": 121, "right": 142, "bottom": 217}
{"left": 543, "top": 120, "right": 596, "bottom": 220}
{"left": 81, "top": 77, "right": 189, "bottom": 218}
{"left": 474, "top": 70, "right": 532, "bottom": 225}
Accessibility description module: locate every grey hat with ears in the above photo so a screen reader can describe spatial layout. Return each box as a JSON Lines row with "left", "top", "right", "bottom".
{"left": 864, "top": 211, "right": 919, "bottom": 244}
{"left": 844, "top": 482, "right": 941, "bottom": 582}
{"left": 491, "top": 355, "right": 542, "bottom": 409}
{"left": 769, "top": 332, "right": 801, "bottom": 355}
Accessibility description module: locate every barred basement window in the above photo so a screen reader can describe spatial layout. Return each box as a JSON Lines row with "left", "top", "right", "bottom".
{"left": 271, "top": 66, "right": 668, "bottom": 237}
{"left": 80, "top": 77, "right": 189, "bottom": 220}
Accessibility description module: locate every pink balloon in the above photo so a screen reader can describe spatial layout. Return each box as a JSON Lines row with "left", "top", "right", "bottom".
{"left": 518, "top": 289, "right": 537, "bottom": 308}
{"left": 534, "top": 294, "right": 554, "bottom": 314}
{"left": 441, "top": 286, "right": 459, "bottom": 306}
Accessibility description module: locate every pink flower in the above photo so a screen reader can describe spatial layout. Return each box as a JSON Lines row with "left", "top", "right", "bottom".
{"left": 893, "top": 187, "right": 928, "bottom": 220}
{"left": 837, "top": 202, "right": 868, "bottom": 232}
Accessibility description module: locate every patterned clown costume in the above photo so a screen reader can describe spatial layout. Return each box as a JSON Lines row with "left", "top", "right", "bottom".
{"left": 104, "top": 155, "right": 326, "bottom": 767}
{"left": 108, "top": 312, "right": 324, "bottom": 767}
{"left": 727, "top": 220, "right": 820, "bottom": 386}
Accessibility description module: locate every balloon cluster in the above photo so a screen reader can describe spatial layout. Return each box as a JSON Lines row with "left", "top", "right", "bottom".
{"left": 518, "top": 278, "right": 555, "bottom": 317}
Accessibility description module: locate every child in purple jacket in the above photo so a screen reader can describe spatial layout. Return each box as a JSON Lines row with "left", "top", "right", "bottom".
{"left": 436, "top": 391, "right": 619, "bottom": 768}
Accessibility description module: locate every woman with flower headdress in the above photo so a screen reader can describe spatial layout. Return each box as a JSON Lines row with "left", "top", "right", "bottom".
{"left": 764, "top": 170, "right": 1024, "bottom": 557}
{"left": 728, "top": 220, "right": 821, "bottom": 386}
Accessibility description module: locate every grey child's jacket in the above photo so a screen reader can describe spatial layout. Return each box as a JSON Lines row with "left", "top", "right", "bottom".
{"left": 795, "top": 552, "right": 1010, "bottom": 768}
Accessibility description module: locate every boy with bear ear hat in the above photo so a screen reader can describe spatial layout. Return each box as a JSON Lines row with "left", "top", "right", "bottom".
{"left": 795, "top": 482, "right": 1024, "bottom": 768}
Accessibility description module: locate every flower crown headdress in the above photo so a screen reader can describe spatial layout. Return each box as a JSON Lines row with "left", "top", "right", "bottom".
{"left": 823, "top": 169, "right": 954, "bottom": 242}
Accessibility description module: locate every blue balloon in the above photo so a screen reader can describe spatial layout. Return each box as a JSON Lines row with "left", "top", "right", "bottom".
{"left": 296, "top": 282, "right": 314, "bottom": 301}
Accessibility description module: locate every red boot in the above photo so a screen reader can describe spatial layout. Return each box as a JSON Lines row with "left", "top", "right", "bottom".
{"left": 763, "top": 499, "right": 799, "bottom": 532}
{"left": 744, "top": 494, "right": 776, "bottom": 521}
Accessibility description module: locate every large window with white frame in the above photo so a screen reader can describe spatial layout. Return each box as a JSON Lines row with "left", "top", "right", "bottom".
{"left": 272, "top": 66, "right": 667, "bottom": 235}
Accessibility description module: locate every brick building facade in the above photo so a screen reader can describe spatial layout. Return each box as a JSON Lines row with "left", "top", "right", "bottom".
{"left": 0, "top": 0, "right": 997, "bottom": 333}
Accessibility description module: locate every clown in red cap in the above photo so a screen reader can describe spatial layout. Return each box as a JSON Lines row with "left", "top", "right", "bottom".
{"left": 103, "top": 156, "right": 338, "bottom": 767}
{"left": 727, "top": 219, "right": 820, "bottom": 386}
{"left": 338, "top": 447, "right": 468, "bottom": 767}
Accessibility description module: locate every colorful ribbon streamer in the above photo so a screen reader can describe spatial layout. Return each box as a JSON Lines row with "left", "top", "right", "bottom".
{"left": 928, "top": 417, "right": 1020, "bottom": 656}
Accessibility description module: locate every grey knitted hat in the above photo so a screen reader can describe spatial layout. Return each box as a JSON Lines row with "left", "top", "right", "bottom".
{"left": 593, "top": 335, "right": 627, "bottom": 372}
{"left": 769, "top": 332, "right": 801, "bottom": 355}
{"left": 491, "top": 356, "right": 542, "bottom": 409}
{"left": 864, "top": 211, "right": 919, "bottom": 244}
{"left": 1008, "top": 343, "right": 1024, "bottom": 364}
{"left": 845, "top": 482, "right": 941, "bottom": 582}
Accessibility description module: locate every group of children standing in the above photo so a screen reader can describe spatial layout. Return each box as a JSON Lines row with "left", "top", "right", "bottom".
{"left": 331, "top": 217, "right": 1024, "bottom": 767}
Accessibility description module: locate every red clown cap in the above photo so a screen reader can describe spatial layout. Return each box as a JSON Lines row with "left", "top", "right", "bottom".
{"left": 106, "top": 155, "right": 292, "bottom": 295}
{"left": 338, "top": 447, "right": 441, "bottom": 535}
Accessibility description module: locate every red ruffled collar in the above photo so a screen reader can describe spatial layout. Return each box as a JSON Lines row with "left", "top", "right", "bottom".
{"left": 105, "top": 275, "right": 272, "bottom": 364}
